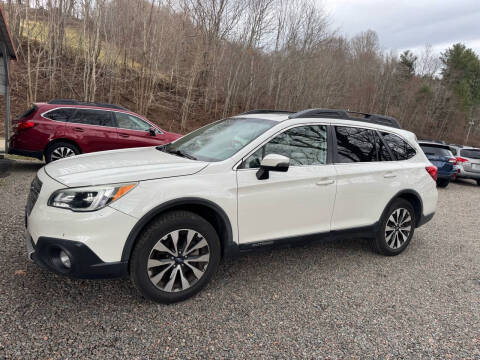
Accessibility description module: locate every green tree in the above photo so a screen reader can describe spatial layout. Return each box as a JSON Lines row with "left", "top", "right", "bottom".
{"left": 399, "top": 50, "right": 417, "bottom": 79}
{"left": 440, "top": 43, "right": 480, "bottom": 111}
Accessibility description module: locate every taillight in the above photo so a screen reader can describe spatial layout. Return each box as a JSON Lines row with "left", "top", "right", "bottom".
{"left": 425, "top": 165, "right": 438, "bottom": 182}
{"left": 17, "top": 121, "right": 35, "bottom": 131}
{"left": 448, "top": 157, "right": 457, "bottom": 165}
{"left": 456, "top": 156, "right": 468, "bottom": 163}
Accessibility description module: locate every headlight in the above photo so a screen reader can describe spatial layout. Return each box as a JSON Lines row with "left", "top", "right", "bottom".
{"left": 48, "top": 183, "right": 137, "bottom": 212}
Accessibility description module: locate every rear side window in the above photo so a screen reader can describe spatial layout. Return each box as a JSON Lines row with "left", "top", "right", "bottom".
{"left": 449, "top": 147, "right": 458, "bottom": 156}
{"left": 381, "top": 132, "right": 416, "bottom": 160}
{"left": 460, "top": 149, "right": 480, "bottom": 159}
{"left": 43, "top": 108, "right": 75, "bottom": 122}
{"left": 335, "top": 126, "right": 377, "bottom": 162}
{"left": 420, "top": 145, "right": 452, "bottom": 157}
{"left": 70, "top": 109, "right": 115, "bottom": 127}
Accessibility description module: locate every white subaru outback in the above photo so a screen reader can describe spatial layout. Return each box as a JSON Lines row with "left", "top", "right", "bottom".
{"left": 25, "top": 109, "right": 438, "bottom": 303}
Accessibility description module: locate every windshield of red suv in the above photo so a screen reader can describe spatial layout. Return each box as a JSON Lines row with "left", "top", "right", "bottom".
{"left": 164, "top": 117, "right": 276, "bottom": 162}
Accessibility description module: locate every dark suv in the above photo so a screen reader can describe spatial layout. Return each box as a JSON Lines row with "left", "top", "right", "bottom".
{"left": 9, "top": 100, "right": 181, "bottom": 162}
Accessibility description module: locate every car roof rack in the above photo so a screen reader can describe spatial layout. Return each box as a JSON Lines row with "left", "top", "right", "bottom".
{"left": 240, "top": 109, "right": 294, "bottom": 115}
{"left": 48, "top": 99, "right": 127, "bottom": 111}
{"left": 288, "top": 108, "right": 402, "bottom": 129}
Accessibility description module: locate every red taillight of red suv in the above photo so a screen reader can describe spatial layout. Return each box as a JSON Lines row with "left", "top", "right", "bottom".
{"left": 456, "top": 156, "right": 468, "bottom": 163}
{"left": 425, "top": 165, "right": 438, "bottom": 181}
{"left": 16, "top": 121, "right": 35, "bottom": 131}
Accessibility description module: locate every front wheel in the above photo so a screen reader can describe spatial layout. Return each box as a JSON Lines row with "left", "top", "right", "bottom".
{"left": 372, "top": 199, "right": 416, "bottom": 256}
{"left": 130, "top": 211, "right": 221, "bottom": 303}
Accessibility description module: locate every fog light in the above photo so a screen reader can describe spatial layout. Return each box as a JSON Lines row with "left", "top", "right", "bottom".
{"left": 59, "top": 250, "right": 71, "bottom": 269}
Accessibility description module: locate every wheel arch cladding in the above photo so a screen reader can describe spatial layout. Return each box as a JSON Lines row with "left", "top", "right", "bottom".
{"left": 121, "top": 198, "right": 237, "bottom": 264}
{"left": 386, "top": 190, "right": 423, "bottom": 227}
{"left": 45, "top": 138, "right": 82, "bottom": 154}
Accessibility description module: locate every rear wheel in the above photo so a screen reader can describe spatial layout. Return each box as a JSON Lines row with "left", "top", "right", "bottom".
{"left": 130, "top": 211, "right": 221, "bottom": 303}
{"left": 372, "top": 199, "right": 416, "bottom": 256}
{"left": 437, "top": 178, "right": 449, "bottom": 188}
{"left": 45, "top": 142, "right": 79, "bottom": 163}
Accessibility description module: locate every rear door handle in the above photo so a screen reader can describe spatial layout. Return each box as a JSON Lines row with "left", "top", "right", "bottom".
{"left": 316, "top": 179, "right": 335, "bottom": 186}
{"left": 119, "top": 133, "right": 129, "bottom": 138}
{"left": 73, "top": 127, "right": 85, "bottom": 132}
{"left": 384, "top": 173, "right": 397, "bottom": 178}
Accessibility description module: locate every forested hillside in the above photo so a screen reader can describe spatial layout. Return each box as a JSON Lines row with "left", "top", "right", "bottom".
{"left": 2, "top": 0, "right": 480, "bottom": 145}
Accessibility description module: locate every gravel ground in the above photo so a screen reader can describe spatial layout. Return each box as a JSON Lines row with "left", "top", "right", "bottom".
{"left": 0, "top": 159, "right": 479, "bottom": 359}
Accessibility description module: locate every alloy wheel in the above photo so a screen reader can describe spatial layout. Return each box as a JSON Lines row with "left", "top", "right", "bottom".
{"left": 385, "top": 208, "right": 412, "bottom": 250}
{"left": 147, "top": 229, "right": 210, "bottom": 292}
{"left": 51, "top": 147, "right": 76, "bottom": 161}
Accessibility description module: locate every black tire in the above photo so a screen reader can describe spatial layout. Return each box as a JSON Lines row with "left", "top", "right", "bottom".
{"left": 477, "top": 179, "right": 480, "bottom": 186}
{"left": 372, "top": 198, "right": 416, "bottom": 256}
{"left": 45, "top": 141, "right": 80, "bottom": 163}
{"left": 130, "top": 210, "right": 221, "bottom": 304}
{"left": 437, "top": 178, "right": 449, "bottom": 188}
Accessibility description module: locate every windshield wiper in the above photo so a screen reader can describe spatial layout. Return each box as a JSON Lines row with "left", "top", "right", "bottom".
{"left": 159, "top": 147, "right": 197, "bottom": 160}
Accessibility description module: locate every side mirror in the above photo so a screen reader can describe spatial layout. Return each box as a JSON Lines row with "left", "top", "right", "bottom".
{"left": 256, "top": 154, "right": 290, "bottom": 180}
{"left": 149, "top": 127, "right": 156, "bottom": 136}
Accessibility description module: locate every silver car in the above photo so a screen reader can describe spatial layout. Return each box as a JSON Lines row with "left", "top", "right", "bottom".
{"left": 449, "top": 145, "right": 480, "bottom": 185}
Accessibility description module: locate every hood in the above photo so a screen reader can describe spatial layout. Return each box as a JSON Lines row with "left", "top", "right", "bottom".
{"left": 44, "top": 147, "right": 208, "bottom": 187}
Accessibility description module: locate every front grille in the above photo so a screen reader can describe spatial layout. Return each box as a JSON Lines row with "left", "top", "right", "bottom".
{"left": 26, "top": 176, "right": 42, "bottom": 216}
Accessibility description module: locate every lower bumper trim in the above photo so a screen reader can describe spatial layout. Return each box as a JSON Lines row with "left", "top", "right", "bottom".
{"left": 31, "top": 237, "right": 128, "bottom": 279}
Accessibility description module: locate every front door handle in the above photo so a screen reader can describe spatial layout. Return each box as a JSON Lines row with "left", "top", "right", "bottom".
{"left": 384, "top": 173, "right": 397, "bottom": 178}
{"left": 316, "top": 179, "right": 335, "bottom": 186}
{"left": 73, "top": 127, "right": 85, "bottom": 132}
{"left": 119, "top": 133, "right": 129, "bottom": 138}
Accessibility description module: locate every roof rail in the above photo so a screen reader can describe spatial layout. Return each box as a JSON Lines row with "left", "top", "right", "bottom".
{"left": 48, "top": 99, "right": 127, "bottom": 111}
{"left": 240, "top": 109, "right": 294, "bottom": 115}
{"left": 288, "top": 108, "right": 402, "bottom": 129}
{"left": 288, "top": 109, "right": 349, "bottom": 119}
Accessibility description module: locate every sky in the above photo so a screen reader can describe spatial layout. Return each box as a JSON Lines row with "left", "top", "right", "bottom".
{"left": 322, "top": 0, "right": 480, "bottom": 56}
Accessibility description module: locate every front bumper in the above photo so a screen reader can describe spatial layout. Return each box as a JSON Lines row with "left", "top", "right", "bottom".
{"left": 26, "top": 233, "right": 128, "bottom": 279}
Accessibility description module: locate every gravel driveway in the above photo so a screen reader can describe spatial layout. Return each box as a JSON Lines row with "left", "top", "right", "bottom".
{"left": 0, "top": 159, "right": 479, "bottom": 359}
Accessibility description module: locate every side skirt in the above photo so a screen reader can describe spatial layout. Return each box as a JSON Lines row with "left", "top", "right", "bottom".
{"left": 238, "top": 224, "right": 378, "bottom": 253}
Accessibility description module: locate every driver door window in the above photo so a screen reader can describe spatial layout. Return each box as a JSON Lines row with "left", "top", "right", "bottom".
{"left": 243, "top": 125, "right": 328, "bottom": 168}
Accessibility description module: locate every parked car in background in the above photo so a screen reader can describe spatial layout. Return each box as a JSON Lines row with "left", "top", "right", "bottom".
{"left": 449, "top": 144, "right": 480, "bottom": 185}
{"left": 25, "top": 108, "right": 438, "bottom": 303}
{"left": 9, "top": 99, "right": 182, "bottom": 163}
{"left": 418, "top": 141, "right": 457, "bottom": 188}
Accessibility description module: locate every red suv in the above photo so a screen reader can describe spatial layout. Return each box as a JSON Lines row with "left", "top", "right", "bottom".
{"left": 9, "top": 100, "right": 181, "bottom": 162}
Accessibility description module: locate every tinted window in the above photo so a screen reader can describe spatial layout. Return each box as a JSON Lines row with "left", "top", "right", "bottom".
{"left": 44, "top": 108, "right": 75, "bottom": 122}
{"left": 116, "top": 112, "right": 152, "bottom": 131}
{"left": 449, "top": 147, "right": 458, "bottom": 156}
{"left": 420, "top": 145, "right": 452, "bottom": 157}
{"left": 243, "top": 125, "right": 328, "bottom": 168}
{"left": 70, "top": 109, "right": 115, "bottom": 127}
{"left": 381, "top": 132, "right": 416, "bottom": 160}
{"left": 460, "top": 149, "right": 480, "bottom": 159}
{"left": 375, "top": 132, "right": 392, "bottom": 161}
{"left": 335, "top": 126, "right": 377, "bottom": 162}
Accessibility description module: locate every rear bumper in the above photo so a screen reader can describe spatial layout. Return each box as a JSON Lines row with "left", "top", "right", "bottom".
{"left": 8, "top": 147, "right": 43, "bottom": 160}
{"left": 26, "top": 234, "right": 128, "bottom": 279}
{"left": 457, "top": 168, "right": 480, "bottom": 180}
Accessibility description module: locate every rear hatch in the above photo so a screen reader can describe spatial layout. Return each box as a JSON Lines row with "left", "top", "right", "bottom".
{"left": 419, "top": 144, "right": 455, "bottom": 174}
{"left": 459, "top": 148, "right": 480, "bottom": 173}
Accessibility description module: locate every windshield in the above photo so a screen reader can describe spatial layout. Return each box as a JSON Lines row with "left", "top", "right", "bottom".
{"left": 420, "top": 145, "right": 452, "bottom": 157}
{"left": 164, "top": 118, "right": 276, "bottom": 162}
{"left": 460, "top": 149, "right": 480, "bottom": 159}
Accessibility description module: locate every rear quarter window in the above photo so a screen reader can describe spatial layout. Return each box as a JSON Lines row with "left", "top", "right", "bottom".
{"left": 43, "top": 108, "right": 76, "bottom": 122}
{"left": 381, "top": 132, "right": 416, "bottom": 160}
